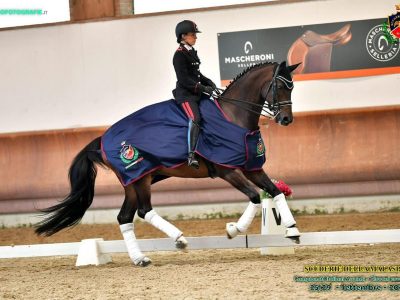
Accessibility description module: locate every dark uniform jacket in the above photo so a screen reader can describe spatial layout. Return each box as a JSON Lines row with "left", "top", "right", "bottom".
{"left": 172, "top": 44, "right": 214, "bottom": 103}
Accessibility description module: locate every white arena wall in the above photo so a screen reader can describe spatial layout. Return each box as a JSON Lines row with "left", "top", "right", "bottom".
{"left": 0, "top": 0, "right": 399, "bottom": 134}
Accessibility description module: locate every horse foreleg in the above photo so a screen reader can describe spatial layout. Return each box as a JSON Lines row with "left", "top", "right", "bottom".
{"left": 244, "top": 170, "right": 300, "bottom": 238}
{"left": 134, "top": 175, "right": 188, "bottom": 249}
{"left": 217, "top": 168, "right": 261, "bottom": 239}
{"left": 119, "top": 185, "right": 151, "bottom": 267}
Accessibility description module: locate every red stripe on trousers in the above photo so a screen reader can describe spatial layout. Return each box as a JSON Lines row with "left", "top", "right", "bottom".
{"left": 182, "top": 102, "right": 194, "bottom": 120}
{"left": 181, "top": 103, "right": 190, "bottom": 118}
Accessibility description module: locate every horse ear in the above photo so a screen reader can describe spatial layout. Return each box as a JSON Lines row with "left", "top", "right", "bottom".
{"left": 287, "top": 63, "right": 301, "bottom": 73}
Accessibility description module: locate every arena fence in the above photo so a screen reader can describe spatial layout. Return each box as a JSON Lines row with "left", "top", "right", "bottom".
{"left": 1, "top": 229, "right": 400, "bottom": 264}
{"left": 1, "top": 199, "right": 399, "bottom": 266}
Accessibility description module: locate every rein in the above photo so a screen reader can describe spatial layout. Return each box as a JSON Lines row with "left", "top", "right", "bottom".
{"left": 214, "top": 64, "right": 293, "bottom": 119}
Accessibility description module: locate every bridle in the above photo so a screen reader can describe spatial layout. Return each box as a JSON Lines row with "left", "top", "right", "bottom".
{"left": 214, "top": 63, "right": 293, "bottom": 119}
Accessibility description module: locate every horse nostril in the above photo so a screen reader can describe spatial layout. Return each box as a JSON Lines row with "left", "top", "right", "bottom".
{"left": 277, "top": 115, "right": 292, "bottom": 126}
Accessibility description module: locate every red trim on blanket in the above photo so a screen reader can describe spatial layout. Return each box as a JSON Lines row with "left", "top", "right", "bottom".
{"left": 101, "top": 138, "right": 126, "bottom": 186}
{"left": 122, "top": 161, "right": 187, "bottom": 186}
{"left": 102, "top": 131, "right": 191, "bottom": 187}
{"left": 214, "top": 98, "right": 231, "bottom": 122}
{"left": 103, "top": 138, "right": 263, "bottom": 186}
{"left": 195, "top": 150, "right": 263, "bottom": 172}
{"left": 245, "top": 130, "right": 260, "bottom": 163}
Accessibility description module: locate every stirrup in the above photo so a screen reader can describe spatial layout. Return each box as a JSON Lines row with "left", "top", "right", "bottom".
{"left": 188, "top": 152, "right": 199, "bottom": 169}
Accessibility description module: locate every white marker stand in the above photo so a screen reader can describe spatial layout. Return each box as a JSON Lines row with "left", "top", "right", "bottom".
{"left": 75, "top": 238, "right": 112, "bottom": 266}
{"left": 260, "top": 197, "right": 295, "bottom": 255}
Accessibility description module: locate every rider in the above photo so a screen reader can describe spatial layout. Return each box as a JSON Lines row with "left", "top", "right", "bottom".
{"left": 172, "top": 20, "right": 217, "bottom": 169}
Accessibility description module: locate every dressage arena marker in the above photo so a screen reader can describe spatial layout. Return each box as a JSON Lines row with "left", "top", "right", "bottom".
{"left": 261, "top": 198, "right": 295, "bottom": 255}
{"left": 1, "top": 229, "right": 400, "bottom": 266}
{"left": 75, "top": 238, "right": 112, "bottom": 266}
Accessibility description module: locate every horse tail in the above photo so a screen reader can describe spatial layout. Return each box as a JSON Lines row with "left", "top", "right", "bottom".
{"left": 35, "top": 136, "right": 106, "bottom": 236}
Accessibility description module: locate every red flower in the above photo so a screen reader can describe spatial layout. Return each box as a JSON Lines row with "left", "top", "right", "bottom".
{"left": 272, "top": 179, "right": 293, "bottom": 197}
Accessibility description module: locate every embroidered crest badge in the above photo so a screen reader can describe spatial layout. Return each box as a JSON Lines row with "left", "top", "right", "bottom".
{"left": 256, "top": 138, "right": 265, "bottom": 156}
{"left": 120, "top": 141, "right": 142, "bottom": 168}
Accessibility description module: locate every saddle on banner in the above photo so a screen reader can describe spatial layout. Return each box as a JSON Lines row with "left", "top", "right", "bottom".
{"left": 287, "top": 24, "right": 352, "bottom": 74}
{"left": 101, "top": 98, "right": 266, "bottom": 186}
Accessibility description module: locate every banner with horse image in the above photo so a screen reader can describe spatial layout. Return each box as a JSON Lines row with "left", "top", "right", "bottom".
{"left": 218, "top": 18, "right": 400, "bottom": 84}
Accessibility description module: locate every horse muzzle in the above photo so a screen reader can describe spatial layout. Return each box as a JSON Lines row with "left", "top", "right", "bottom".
{"left": 277, "top": 115, "right": 293, "bottom": 126}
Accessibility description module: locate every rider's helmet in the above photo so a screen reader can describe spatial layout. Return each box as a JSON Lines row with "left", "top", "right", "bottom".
{"left": 175, "top": 20, "right": 201, "bottom": 43}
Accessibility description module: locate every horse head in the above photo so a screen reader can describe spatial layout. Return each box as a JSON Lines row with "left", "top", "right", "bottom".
{"left": 218, "top": 61, "right": 300, "bottom": 130}
{"left": 263, "top": 61, "right": 300, "bottom": 126}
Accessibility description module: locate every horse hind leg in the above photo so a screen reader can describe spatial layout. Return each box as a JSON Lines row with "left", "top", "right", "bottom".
{"left": 134, "top": 175, "right": 188, "bottom": 250}
{"left": 118, "top": 185, "right": 151, "bottom": 267}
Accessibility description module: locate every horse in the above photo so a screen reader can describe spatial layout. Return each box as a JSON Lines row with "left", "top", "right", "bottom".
{"left": 35, "top": 61, "right": 301, "bottom": 267}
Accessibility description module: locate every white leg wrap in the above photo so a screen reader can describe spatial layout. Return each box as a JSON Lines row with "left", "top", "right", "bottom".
{"left": 144, "top": 210, "right": 182, "bottom": 241}
{"left": 236, "top": 202, "right": 260, "bottom": 233}
{"left": 120, "top": 223, "right": 146, "bottom": 264}
{"left": 273, "top": 193, "right": 296, "bottom": 228}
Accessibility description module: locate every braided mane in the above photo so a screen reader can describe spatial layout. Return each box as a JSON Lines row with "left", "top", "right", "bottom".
{"left": 221, "top": 62, "right": 275, "bottom": 96}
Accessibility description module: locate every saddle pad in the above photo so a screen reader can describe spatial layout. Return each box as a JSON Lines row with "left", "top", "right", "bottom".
{"left": 101, "top": 97, "right": 266, "bottom": 186}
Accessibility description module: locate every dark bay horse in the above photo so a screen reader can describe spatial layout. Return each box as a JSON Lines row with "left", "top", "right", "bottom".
{"left": 35, "top": 61, "right": 300, "bottom": 267}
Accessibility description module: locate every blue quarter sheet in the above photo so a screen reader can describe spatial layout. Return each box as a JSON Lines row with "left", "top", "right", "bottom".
{"left": 101, "top": 97, "right": 266, "bottom": 186}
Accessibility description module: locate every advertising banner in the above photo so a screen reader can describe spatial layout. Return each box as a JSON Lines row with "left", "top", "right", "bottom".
{"left": 218, "top": 18, "right": 400, "bottom": 84}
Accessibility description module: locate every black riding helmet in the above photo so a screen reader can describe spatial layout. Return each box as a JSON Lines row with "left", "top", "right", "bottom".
{"left": 175, "top": 20, "right": 201, "bottom": 43}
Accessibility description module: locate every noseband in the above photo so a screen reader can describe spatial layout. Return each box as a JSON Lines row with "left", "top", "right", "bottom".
{"left": 215, "top": 63, "right": 293, "bottom": 119}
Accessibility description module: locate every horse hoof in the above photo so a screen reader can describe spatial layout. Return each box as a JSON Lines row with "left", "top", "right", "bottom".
{"left": 226, "top": 222, "right": 239, "bottom": 239}
{"left": 288, "top": 236, "right": 300, "bottom": 244}
{"left": 175, "top": 236, "right": 188, "bottom": 249}
{"left": 134, "top": 256, "right": 152, "bottom": 267}
{"left": 285, "top": 226, "right": 301, "bottom": 238}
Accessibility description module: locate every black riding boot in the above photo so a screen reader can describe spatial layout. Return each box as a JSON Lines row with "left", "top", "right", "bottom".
{"left": 188, "top": 121, "right": 200, "bottom": 169}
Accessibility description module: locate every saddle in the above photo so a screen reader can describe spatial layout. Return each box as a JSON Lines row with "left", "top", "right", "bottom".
{"left": 287, "top": 24, "right": 352, "bottom": 74}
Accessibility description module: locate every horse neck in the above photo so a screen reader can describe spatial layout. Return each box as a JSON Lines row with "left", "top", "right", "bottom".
{"left": 219, "top": 66, "right": 272, "bottom": 130}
